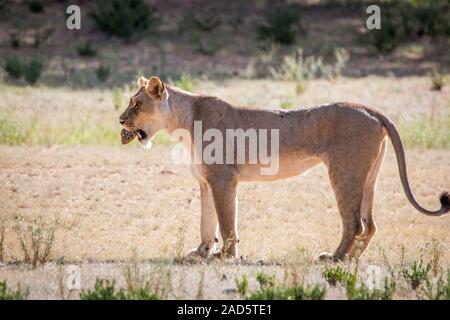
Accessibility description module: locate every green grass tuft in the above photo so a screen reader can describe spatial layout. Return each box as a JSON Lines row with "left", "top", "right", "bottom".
{"left": 400, "top": 117, "right": 450, "bottom": 149}
{"left": 0, "top": 280, "right": 29, "bottom": 300}
{"left": 80, "top": 278, "right": 160, "bottom": 300}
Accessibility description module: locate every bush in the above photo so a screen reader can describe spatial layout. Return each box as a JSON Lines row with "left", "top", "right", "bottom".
{"left": 400, "top": 117, "right": 450, "bottom": 150}
{"left": 248, "top": 283, "right": 326, "bottom": 300}
{"left": 346, "top": 275, "right": 396, "bottom": 300}
{"left": 401, "top": 3, "right": 450, "bottom": 38}
{"left": 95, "top": 63, "right": 110, "bottom": 82}
{"left": 76, "top": 42, "right": 97, "bottom": 58}
{"left": 323, "top": 266, "right": 353, "bottom": 286}
{"left": 257, "top": 5, "right": 303, "bottom": 45}
{"left": 13, "top": 215, "right": 58, "bottom": 268}
{"left": 255, "top": 272, "right": 276, "bottom": 288}
{"left": 0, "top": 110, "right": 28, "bottom": 145}
{"left": 401, "top": 260, "right": 432, "bottom": 290}
{"left": 4, "top": 56, "right": 23, "bottom": 79}
{"left": 80, "top": 278, "right": 160, "bottom": 300}
{"left": 367, "top": 18, "right": 401, "bottom": 54}
{"left": 365, "top": 2, "right": 450, "bottom": 54}
{"left": 237, "top": 272, "right": 326, "bottom": 300}
{"left": 27, "top": 0, "right": 43, "bottom": 13}
{"left": 270, "top": 48, "right": 349, "bottom": 81}
{"left": 430, "top": 68, "right": 448, "bottom": 91}
{"left": 0, "top": 280, "right": 28, "bottom": 300}
{"left": 23, "top": 57, "right": 43, "bottom": 84}
{"left": 80, "top": 279, "right": 123, "bottom": 300}
{"left": 422, "top": 270, "right": 450, "bottom": 300}
{"left": 235, "top": 275, "right": 249, "bottom": 297}
{"left": 91, "top": 0, "right": 159, "bottom": 38}
{"left": 174, "top": 72, "right": 196, "bottom": 91}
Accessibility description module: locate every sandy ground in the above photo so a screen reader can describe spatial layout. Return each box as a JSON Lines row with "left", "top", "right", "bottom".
{"left": 0, "top": 145, "right": 449, "bottom": 299}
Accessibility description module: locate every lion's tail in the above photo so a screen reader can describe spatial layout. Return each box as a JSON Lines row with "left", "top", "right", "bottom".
{"left": 368, "top": 109, "right": 449, "bottom": 216}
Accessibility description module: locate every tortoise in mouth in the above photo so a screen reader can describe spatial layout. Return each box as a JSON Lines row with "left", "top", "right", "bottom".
{"left": 120, "top": 129, "right": 147, "bottom": 145}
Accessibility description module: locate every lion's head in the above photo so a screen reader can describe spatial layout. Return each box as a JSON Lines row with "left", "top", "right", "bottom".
{"left": 119, "top": 76, "right": 168, "bottom": 147}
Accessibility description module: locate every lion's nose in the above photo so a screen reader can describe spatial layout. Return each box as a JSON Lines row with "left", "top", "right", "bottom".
{"left": 119, "top": 120, "right": 125, "bottom": 125}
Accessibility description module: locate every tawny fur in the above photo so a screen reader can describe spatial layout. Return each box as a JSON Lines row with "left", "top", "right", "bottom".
{"left": 119, "top": 76, "right": 449, "bottom": 261}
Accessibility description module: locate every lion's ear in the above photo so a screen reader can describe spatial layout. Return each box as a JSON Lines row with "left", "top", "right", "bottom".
{"left": 137, "top": 76, "right": 148, "bottom": 88}
{"left": 145, "top": 76, "right": 164, "bottom": 99}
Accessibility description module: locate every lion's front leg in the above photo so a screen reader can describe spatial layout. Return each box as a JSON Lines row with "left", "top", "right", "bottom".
{"left": 190, "top": 181, "right": 219, "bottom": 258}
{"left": 209, "top": 178, "right": 239, "bottom": 258}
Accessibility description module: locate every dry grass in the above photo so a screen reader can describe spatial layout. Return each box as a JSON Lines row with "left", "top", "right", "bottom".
{"left": 0, "top": 145, "right": 448, "bottom": 299}
{"left": 0, "top": 76, "right": 449, "bottom": 299}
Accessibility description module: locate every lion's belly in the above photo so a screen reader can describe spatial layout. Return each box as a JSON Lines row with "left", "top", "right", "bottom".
{"left": 236, "top": 156, "right": 321, "bottom": 182}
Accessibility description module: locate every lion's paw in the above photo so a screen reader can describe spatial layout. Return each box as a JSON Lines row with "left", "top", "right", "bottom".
{"left": 318, "top": 252, "right": 334, "bottom": 262}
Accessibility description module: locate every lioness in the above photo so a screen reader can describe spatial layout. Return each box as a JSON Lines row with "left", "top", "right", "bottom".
{"left": 119, "top": 76, "right": 449, "bottom": 261}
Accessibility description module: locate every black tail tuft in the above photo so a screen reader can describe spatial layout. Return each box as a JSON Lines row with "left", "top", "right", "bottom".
{"left": 440, "top": 191, "right": 450, "bottom": 213}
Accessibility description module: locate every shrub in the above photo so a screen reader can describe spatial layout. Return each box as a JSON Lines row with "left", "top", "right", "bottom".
{"left": 0, "top": 280, "right": 29, "bottom": 300}
{"left": 27, "top": 0, "right": 43, "bottom": 13}
{"left": 76, "top": 42, "right": 97, "bottom": 58}
{"left": 23, "top": 57, "right": 43, "bottom": 84}
{"left": 235, "top": 275, "right": 249, "bottom": 297}
{"left": 366, "top": 18, "right": 401, "bottom": 54}
{"left": 255, "top": 272, "right": 276, "bottom": 288}
{"left": 400, "top": 117, "right": 450, "bottom": 150}
{"left": 323, "top": 266, "right": 353, "bottom": 286}
{"left": 91, "top": 0, "right": 159, "bottom": 38}
{"left": 365, "top": 2, "right": 450, "bottom": 54}
{"left": 422, "top": 270, "right": 450, "bottom": 300}
{"left": 237, "top": 272, "right": 326, "bottom": 300}
{"left": 270, "top": 48, "right": 349, "bottom": 81}
{"left": 257, "top": 5, "right": 303, "bottom": 45}
{"left": 13, "top": 215, "right": 58, "bottom": 268}
{"left": 248, "top": 283, "right": 326, "bottom": 300}
{"left": 346, "top": 275, "right": 396, "bottom": 300}
{"left": 430, "top": 68, "right": 448, "bottom": 91}
{"left": 80, "top": 278, "right": 160, "bottom": 300}
{"left": 401, "top": 260, "right": 432, "bottom": 290}
{"left": 400, "top": 2, "right": 450, "bottom": 37}
{"left": 95, "top": 63, "right": 110, "bottom": 82}
{"left": 0, "top": 110, "right": 28, "bottom": 145}
{"left": 174, "top": 72, "right": 196, "bottom": 91}
{"left": 4, "top": 56, "right": 23, "bottom": 79}
{"left": 80, "top": 279, "right": 123, "bottom": 300}
{"left": 333, "top": 48, "right": 350, "bottom": 78}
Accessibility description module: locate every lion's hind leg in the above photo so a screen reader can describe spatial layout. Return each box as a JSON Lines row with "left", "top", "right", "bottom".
{"left": 321, "top": 143, "right": 382, "bottom": 261}
{"left": 349, "top": 138, "right": 387, "bottom": 258}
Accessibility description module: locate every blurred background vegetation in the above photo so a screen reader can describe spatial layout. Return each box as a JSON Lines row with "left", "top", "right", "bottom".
{"left": 0, "top": 0, "right": 448, "bottom": 86}
{"left": 0, "top": 0, "right": 449, "bottom": 148}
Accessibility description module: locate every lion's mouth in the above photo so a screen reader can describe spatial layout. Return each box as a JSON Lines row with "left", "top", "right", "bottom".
{"left": 136, "top": 129, "right": 147, "bottom": 141}
{"left": 120, "top": 129, "right": 148, "bottom": 145}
